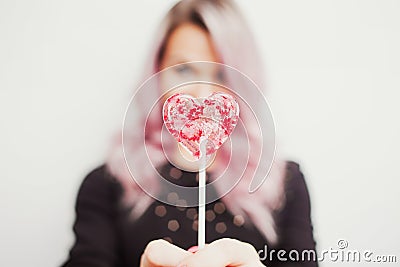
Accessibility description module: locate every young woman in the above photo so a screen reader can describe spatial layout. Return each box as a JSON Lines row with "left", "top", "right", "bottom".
{"left": 62, "top": 1, "right": 317, "bottom": 266}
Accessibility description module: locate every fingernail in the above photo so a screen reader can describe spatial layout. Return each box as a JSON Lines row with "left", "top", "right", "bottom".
{"left": 188, "top": 245, "right": 199, "bottom": 253}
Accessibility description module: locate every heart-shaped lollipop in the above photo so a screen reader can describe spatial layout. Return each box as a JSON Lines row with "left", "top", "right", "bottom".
{"left": 163, "top": 92, "right": 240, "bottom": 159}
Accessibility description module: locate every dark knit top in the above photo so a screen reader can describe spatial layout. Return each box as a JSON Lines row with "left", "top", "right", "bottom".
{"left": 61, "top": 161, "right": 318, "bottom": 266}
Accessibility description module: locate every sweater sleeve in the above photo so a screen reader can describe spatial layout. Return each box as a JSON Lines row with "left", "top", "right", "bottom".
{"left": 271, "top": 161, "right": 318, "bottom": 267}
{"left": 61, "top": 166, "right": 121, "bottom": 267}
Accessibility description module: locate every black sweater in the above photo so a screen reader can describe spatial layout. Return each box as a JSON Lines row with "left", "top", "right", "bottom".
{"left": 61, "top": 161, "right": 318, "bottom": 267}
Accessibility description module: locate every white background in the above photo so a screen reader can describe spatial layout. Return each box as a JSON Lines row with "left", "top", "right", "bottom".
{"left": 1, "top": 1, "right": 399, "bottom": 266}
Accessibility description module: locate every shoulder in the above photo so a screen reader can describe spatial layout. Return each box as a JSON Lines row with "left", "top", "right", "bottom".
{"left": 283, "top": 160, "right": 309, "bottom": 197}
{"left": 80, "top": 164, "right": 116, "bottom": 188}
{"left": 274, "top": 161, "right": 317, "bottom": 250}
{"left": 279, "top": 160, "right": 313, "bottom": 219}
{"left": 274, "top": 161, "right": 318, "bottom": 264}
{"left": 79, "top": 165, "right": 116, "bottom": 193}
{"left": 75, "top": 164, "right": 123, "bottom": 209}
{"left": 284, "top": 160, "right": 303, "bottom": 179}
{"left": 279, "top": 161, "right": 311, "bottom": 223}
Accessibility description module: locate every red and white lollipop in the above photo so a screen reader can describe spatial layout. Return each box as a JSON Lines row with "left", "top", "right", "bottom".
{"left": 162, "top": 91, "right": 240, "bottom": 249}
{"left": 163, "top": 92, "right": 240, "bottom": 159}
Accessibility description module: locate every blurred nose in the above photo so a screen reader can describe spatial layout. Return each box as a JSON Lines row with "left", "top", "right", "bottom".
{"left": 182, "top": 83, "right": 220, "bottom": 98}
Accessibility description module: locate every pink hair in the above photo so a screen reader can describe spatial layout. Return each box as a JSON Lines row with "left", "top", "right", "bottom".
{"left": 106, "top": 0, "right": 287, "bottom": 245}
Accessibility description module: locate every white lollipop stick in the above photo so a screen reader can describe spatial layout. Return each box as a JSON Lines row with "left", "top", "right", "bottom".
{"left": 198, "top": 139, "right": 207, "bottom": 249}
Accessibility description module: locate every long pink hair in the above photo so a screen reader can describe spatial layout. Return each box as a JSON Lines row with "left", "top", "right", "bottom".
{"left": 106, "top": 0, "right": 287, "bottom": 245}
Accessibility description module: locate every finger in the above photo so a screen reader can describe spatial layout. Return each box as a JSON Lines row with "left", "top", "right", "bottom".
{"left": 141, "top": 239, "right": 191, "bottom": 267}
{"left": 178, "top": 238, "right": 264, "bottom": 267}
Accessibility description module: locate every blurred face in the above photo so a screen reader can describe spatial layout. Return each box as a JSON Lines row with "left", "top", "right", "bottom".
{"left": 159, "top": 23, "right": 230, "bottom": 166}
{"left": 159, "top": 23, "right": 228, "bottom": 100}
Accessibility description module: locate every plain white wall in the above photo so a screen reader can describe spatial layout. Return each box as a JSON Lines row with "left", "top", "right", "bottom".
{"left": 1, "top": 1, "right": 399, "bottom": 266}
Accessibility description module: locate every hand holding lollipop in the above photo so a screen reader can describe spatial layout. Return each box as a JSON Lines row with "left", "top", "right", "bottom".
{"left": 140, "top": 238, "right": 265, "bottom": 267}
